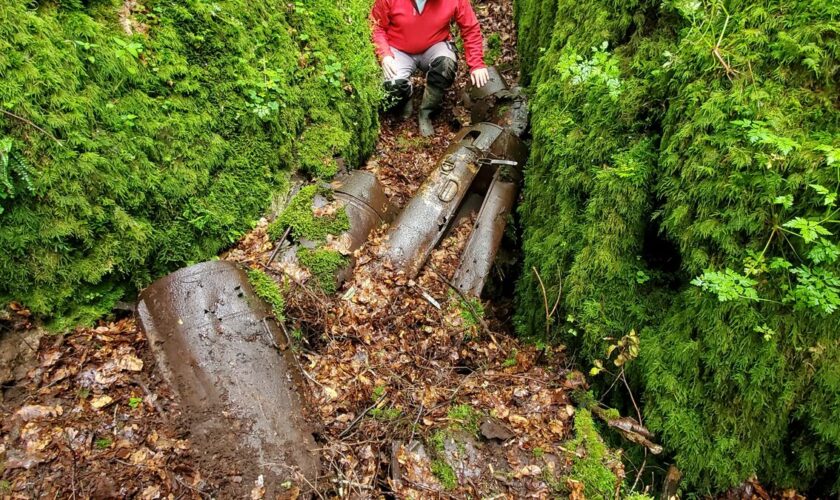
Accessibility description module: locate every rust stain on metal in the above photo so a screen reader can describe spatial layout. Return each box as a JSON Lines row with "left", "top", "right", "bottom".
{"left": 136, "top": 261, "right": 319, "bottom": 492}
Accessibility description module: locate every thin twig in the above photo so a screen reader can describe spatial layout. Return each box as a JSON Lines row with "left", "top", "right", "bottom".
{"left": 266, "top": 225, "right": 292, "bottom": 266}
{"left": 339, "top": 394, "right": 387, "bottom": 439}
{"left": 1, "top": 109, "right": 64, "bottom": 147}
{"left": 532, "top": 266, "right": 562, "bottom": 338}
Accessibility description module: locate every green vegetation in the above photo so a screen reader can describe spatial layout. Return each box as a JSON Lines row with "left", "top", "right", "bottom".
{"left": 268, "top": 185, "right": 350, "bottom": 242}
{"left": 446, "top": 404, "right": 481, "bottom": 435}
{"left": 456, "top": 295, "right": 485, "bottom": 330}
{"left": 0, "top": 0, "right": 379, "bottom": 325}
{"left": 297, "top": 247, "right": 347, "bottom": 294}
{"left": 564, "top": 409, "right": 620, "bottom": 498}
{"left": 246, "top": 268, "right": 285, "bottom": 320}
{"left": 515, "top": 0, "right": 840, "bottom": 493}
{"left": 369, "top": 405, "right": 402, "bottom": 421}
{"left": 431, "top": 459, "right": 458, "bottom": 490}
{"left": 94, "top": 438, "right": 113, "bottom": 449}
{"left": 484, "top": 32, "right": 502, "bottom": 66}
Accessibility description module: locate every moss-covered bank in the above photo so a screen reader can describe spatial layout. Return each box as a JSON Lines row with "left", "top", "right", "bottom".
{"left": 0, "top": 0, "right": 380, "bottom": 325}
{"left": 515, "top": 0, "right": 840, "bottom": 493}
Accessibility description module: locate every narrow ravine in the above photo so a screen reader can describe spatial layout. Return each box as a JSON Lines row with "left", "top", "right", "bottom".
{"left": 0, "top": 1, "right": 625, "bottom": 498}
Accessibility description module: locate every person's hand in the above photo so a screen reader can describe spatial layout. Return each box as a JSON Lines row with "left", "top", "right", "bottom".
{"left": 382, "top": 55, "right": 399, "bottom": 80}
{"left": 471, "top": 67, "right": 490, "bottom": 88}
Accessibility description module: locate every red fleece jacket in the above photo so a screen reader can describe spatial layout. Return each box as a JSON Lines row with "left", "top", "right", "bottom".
{"left": 370, "top": 0, "right": 486, "bottom": 71}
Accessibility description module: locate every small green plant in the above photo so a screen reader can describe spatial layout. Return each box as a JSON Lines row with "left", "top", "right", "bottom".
{"left": 370, "top": 406, "right": 402, "bottom": 421}
{"left": 430, "top": 459, "right": 457, "bottom": 490}
{"left": 502, "top": 348, "right": 518, "bottom": 367}
{"left": 447, "top": 404, "right": 480, "bottom": 435}
{"left": 456, "top": 295, "right": 484, "bottom": 329}
{"left": 95, "top": 438, "right": 113, "bottom": 449}
{"left": 372, "top": 385, "right": 386, "bottom": 400}
{"left": 532, "top": 446, "right": 545, "bottom": 458}
{"left": 321, "top": 56, "right": 345, "bottom": 88}
{"left": 128, "top": 397, "right": 143, "bottom": 409}
{"left": 0, "top": 138, "right": 35, "bottom": 215}
{"left": 247, "top": 268, "right": 285, "bottom": 320}
{"left": 555, "top": 41, "right": 622, "bottom": 99}
{"left": 0, "top": 480, "right": 11, "bottom": 492}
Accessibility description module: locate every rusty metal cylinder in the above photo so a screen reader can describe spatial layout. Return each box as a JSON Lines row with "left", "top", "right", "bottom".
{"left": 451, "top": 168, "right": 521, "bottom": 296}
{"left": 466, "top": 66, "right": 529, "bottom": 139}
{"left": 382, "top": 123, "right": 524, "bottom": 277}
{"left": 137, "top": 261, "right": 319, "bottom": 493}
{"left": 332, "top": 170, "right": 392, "bottom": 251}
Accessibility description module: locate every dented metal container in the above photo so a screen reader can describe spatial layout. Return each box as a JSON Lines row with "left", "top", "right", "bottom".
{"left": 331, "top": 170, "right": 393, "bottom": 251}
{"left": 451, "top": 167, "right": 522, "bottom": 296}
{"left": 381, "top": 122, "right": 527, "bottom": 277}
{"left": 136, "top": 261, "right": 319, "bottom": 492}
{"left": 465, "top": 66, "right": 529, "bottom": 139}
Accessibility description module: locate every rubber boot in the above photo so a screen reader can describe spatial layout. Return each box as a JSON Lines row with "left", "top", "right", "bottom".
{"left": 418, "top": 56, "right": 456, "bottom": 137}
{"left": 400, "top": 97, "right": 414, "bottom": 120}
{"left": 418, "top": 85, "right": 444, "bottom": 137}
{"left": 383, "top": 79, "right": 413, "bottom": 118}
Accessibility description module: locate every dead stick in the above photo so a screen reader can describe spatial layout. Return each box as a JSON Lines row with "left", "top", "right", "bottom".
{"left": 1, "top": 109, "right": 64, "bottom": 147}
{"left": 266, "top": 225, "right": 292, "bottom": 266}
{"left": 339, "top": 394, "right": 387, "bottom": 439}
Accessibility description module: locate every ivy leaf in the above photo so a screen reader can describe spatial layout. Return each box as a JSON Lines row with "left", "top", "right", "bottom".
{"left": 783, "top": 217, "right": 832, "bottom": 243}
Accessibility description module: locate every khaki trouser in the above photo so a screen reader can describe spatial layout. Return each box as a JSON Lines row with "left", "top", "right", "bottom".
{"left": 384, "top": 41, "right": 457, "bottom": 83}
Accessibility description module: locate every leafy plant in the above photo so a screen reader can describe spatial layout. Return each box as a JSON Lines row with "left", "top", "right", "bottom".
{"left": 0, "top": 138, "right": 35, "bottom": 215}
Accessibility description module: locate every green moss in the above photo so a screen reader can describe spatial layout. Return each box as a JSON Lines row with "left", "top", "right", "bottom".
{"left": 565, "top": 409, "right": 618, "bottom": 498}
{"left": 297, "top": 247, "right": 347, "bottom": 294}
{"left": 370, "top": 406, "right": 402, "bottom": 421}
{"left": 484, "top": 32, "right": 502, "bottom": 66}
{"left": 515, "top": 0, "right": 840, "bottom": 491}
{"left": 246, "top": 268, "right": 285, "bottom": 320}
{"left": 447, "top": 404, "right": 481, "bottom": 435}
{"left": 429, "top": 430, "right": 447, "bottom": 455}
{"left": 431, "top": 459, "right": 458, "bottom": 490}
{"left": 0, "top": 0, "right": 380, "bottom": 325}
{"left": 268, "top": 185, "right": 350, "bottom": 243}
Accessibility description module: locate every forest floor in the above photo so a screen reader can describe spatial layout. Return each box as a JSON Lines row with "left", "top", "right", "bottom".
{"left": 0, "top": 1, "right": 783, "bottom": 499}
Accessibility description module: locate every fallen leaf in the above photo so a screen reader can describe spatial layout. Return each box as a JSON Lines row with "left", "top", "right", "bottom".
{"left": 90, "top": 395, "right": 113, "bottom": 409}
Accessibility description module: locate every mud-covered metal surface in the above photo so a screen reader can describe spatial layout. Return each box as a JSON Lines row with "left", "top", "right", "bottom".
{"left": 136, "top": 261, "right": 319, "bottom": 493}
{"left": 385, "top": 117, "right": 527, "bottom": 276}
{"left": 381, "top": 122, "right": 526, "bottom": 277}
{"left": 466, "top": 66, "right": 529, "bottom": 139}
{"left": 452, "top": 167, "right": 521, "bottom": 296}
{"left": 332, "top": 170, "right": 392, "bottom": 251}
